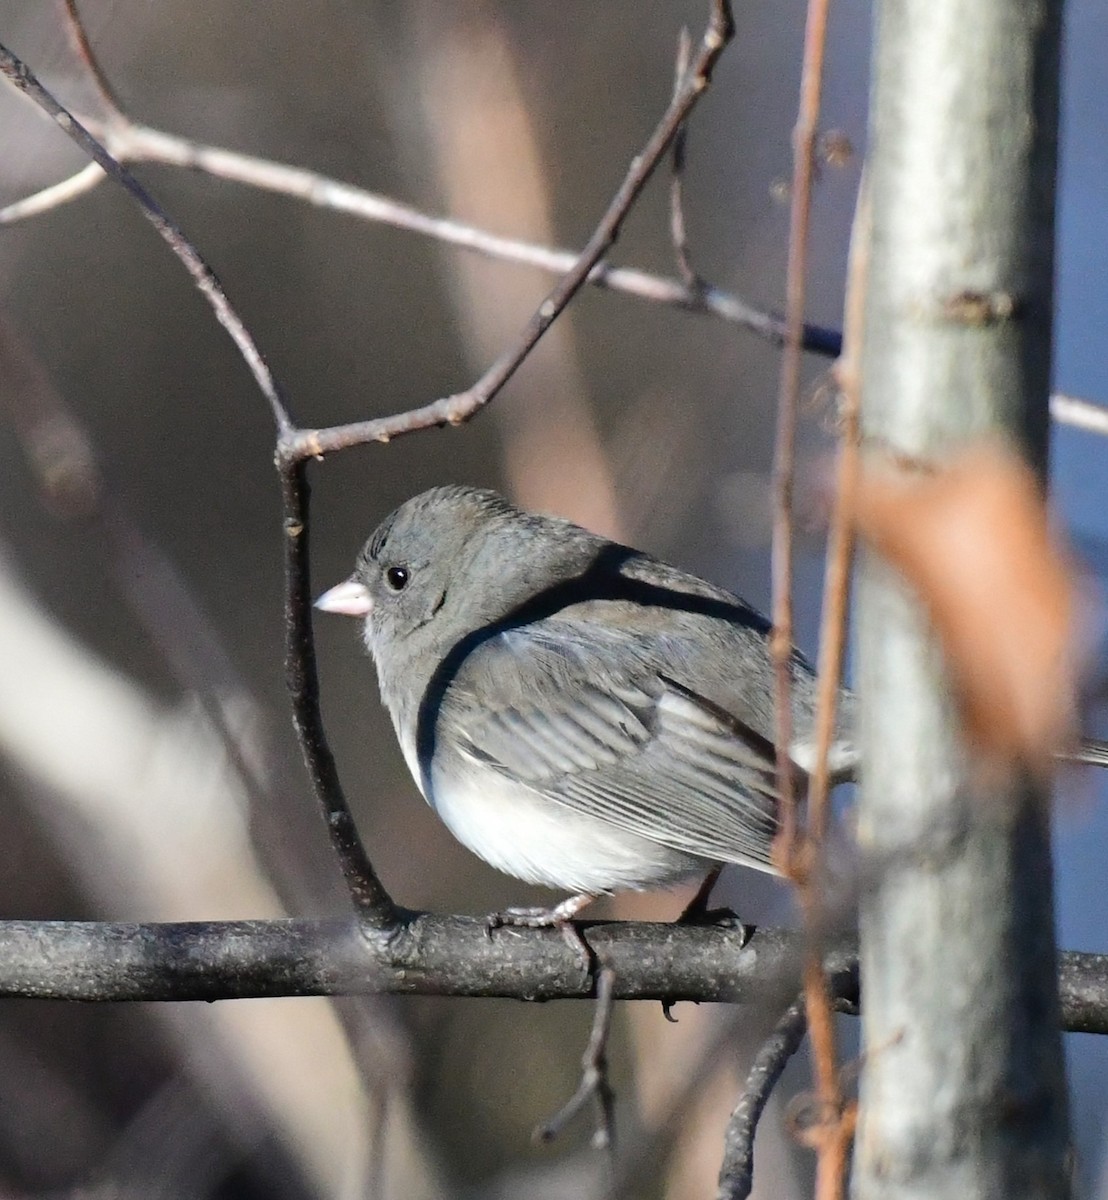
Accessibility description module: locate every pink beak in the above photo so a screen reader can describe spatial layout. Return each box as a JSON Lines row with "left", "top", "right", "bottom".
{"left": 314, "top": 577, "right": 373, "bottom": 617}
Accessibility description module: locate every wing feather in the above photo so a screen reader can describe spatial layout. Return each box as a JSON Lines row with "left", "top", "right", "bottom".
{"left": 444, "top": 623, "right": 785, "bottom": 870}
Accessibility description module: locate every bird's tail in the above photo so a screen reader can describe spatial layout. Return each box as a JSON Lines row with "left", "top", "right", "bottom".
{"left": 1061, "top": 738, "right": 1108, "bottom": 768}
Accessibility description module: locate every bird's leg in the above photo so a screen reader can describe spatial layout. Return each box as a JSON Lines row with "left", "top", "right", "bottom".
{"left": 487, "top": 893, "right": 597, "bottom": 970}
{"left": 676, "top": 866, "right": 747, "bottom": 932}
{"left": 664, "top": 869, "right": 749, "bottom": 1022}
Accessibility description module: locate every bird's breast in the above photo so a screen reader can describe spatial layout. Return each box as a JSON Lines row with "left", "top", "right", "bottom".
{"left": 423, "top": 755, "right": 709, "bottom": 894}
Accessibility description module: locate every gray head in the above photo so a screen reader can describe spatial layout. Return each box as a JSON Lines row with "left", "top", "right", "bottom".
{"left": 315, "top": 485, "right": 597, "bottom": 660}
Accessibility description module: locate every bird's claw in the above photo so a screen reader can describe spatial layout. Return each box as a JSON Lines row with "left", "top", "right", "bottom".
{"left": 485, "top": 896, "right": 597, "bottom": 977}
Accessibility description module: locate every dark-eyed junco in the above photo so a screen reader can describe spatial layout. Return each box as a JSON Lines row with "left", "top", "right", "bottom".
{"left": 316, "top": 485, "right": 861, "bottom": 925}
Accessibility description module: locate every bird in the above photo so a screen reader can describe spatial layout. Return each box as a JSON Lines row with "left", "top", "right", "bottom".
{"left": 315, "top": 484, "right": 858, "bottom": 928}
{"left": 315, "top": 484, "right": 1108, "bottom": 929}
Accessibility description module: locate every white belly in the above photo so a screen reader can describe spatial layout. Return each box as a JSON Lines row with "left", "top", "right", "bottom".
{"left": 434, "top": 769, "right": 707, "bottom": 893}
{"left": 396, "top": 722, "right": 708, "bottom": 894}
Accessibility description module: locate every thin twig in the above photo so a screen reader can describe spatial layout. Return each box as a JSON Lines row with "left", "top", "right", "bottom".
{"left": 1051, "top": 393, "right": 1108, "bottom": 437}
{"left": 277, "top": 0, "right": 736, "bottom": 463}
{"left": 769, "top": 0, "right": 830, "bottom": 874}
{"left": 806, "top": 171, "right": 866, "bottom": 854}
{"left": 0, "top": 160, "right": 105, "bottom": 223}
{"left": 61, "top": 0, "right": 124, "bottom": 118}
{"left": 281, "top": 463, "right": 398, "bottom": 926}
{"left": 670, "top": 26, "right": 701, "bottom": 289}
{"left": 7, "top": 145, "right": 1104, "bottom": 440}
{"left": 0, "top": 120, "right": 839, "bottom": 357}
{"left": 769, "top": 0, "right": 851, "bottom": 1195}
{"left": 790, "top": 173, "right": 871, "bottom": 1200}
{"left": 0, "top": 34, "right": 398, "bottom": 925}
{"left": 534, "top": 967, "right": 618, "bottom": 1151}
{"left": 0, "top": 43, "right": 291, "bottom": 435}
{"left": 716, "top": 997, "right": 809, "bottom": 1200}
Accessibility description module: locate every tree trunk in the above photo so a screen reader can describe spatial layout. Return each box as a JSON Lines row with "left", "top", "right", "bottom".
{"left": 852, "top": 0, "right": 1070, "bottom": 1198}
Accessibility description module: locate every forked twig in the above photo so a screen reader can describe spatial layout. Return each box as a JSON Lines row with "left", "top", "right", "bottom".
{"left": 0, "top": 0, "right": 739, "bottom": 929}
{"left": 534, "top": 967, "right": 617, "bottom": 1151}
{"left": 61, "top": 0, "right": 124, "bottom": 118}
{"left": 0, "top": 48, "right": 290, "bottom": 435}
{"left": 5, "top": 10, "right": 1105, "bottom": 440}
{"left": 274, "top": 0, "right": 737, "bottom": 462}
{"left": 0, "top": 36, "right": 396, "bottom": 926}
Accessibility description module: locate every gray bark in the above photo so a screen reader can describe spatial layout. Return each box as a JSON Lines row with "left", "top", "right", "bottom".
{"left": 853, "top": 1, "right": 1069, "bottom": 1199}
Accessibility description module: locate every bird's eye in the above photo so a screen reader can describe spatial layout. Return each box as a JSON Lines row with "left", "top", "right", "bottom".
{"left": 385, "top": 565, "right": 410, "bottom": 591}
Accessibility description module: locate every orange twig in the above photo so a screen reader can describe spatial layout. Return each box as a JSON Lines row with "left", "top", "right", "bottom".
{"left": 771, "top": 0, "right": 833, "bottom": 872}
{"left": 770, "top": 0, "right": 856, "bottom": 1190}
{"left": 803, "top": 176, "right": 869, "bottom": 1200}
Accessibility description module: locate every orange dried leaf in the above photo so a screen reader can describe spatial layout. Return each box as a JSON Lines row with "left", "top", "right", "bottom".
{"left": 853, "top": 444, "right": 1079, "bottom": 769}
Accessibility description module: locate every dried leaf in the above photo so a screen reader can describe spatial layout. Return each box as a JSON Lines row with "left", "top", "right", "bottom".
{"left": 853, "top": 443, "right": 1081, "bottom": 770}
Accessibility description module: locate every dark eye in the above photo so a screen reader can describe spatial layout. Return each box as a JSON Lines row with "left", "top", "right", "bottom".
{"left": 385, "top": 565, "right": 410, "bottom": 591}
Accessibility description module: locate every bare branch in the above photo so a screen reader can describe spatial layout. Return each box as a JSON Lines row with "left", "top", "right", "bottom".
{"left": 0, "top": 160, "right": 105, "bottom": 223}
{"left": 534, "top": 967, "right": 617, "bottom": 1151}
{"left": 5, "top": 118, "right": 1107, "bottom": 443}
{"left": 716, "top": 997, "right": 808, "bottom": 1200}
{"left": 768, "top": 0, "right": 855, "bottom": 1192}
{"left": 22, "top": 155, "right": 1107, "bottom": 452}
{"left": 277, "top": 0, "right": 737, "bottom": 463}
{"left": 0, "top": 42, "right": 291, "bottom": 434}
{"left": 60, "top": 0, "right": 124, "bottom": 118}
{"left": 0, "top": 919, "right": 795, "bottom": 1002}
{"left": 0, "top": 37, "right": 399, "bottom": 923}
{"left": 280, "top": 464, "right": 398, "bottom": 926}
{"left": 0, "top": 113, "right": 838, "bottom": 354}
{"left": 1050, "top": 393, "right": 1108, "bottom": 437}
{"left": 0, "top": 917, "right": 1104, "bottom": 1029}
{"left": 770, "top": 0, "right": 830, "bottom": 868}
{"left": 669, "top": 26, "right": 701, "bottom": 289}
{"left": 1, "top": 48, "right": 1104, "bottom": 447}
{"left": 9, "top": 139, "right": 1103, "bottom": 443}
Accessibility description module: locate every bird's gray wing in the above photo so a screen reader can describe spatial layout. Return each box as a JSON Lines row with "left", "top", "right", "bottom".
{"left": 439, "top": 622, "right": 782, "bottom": 870}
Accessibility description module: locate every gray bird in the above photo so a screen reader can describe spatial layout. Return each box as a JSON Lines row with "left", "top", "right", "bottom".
{"left": 316, "top": 484, "right": 857, "bottom": 925}
{"left": 317, "top": 485, "right": 1108, "bottom": 927}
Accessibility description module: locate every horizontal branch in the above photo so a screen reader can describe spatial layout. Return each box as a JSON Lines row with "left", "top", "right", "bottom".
{"left": 5, "top": 110, "right": 1106, "bottom": 434}
{"left": 0, "top": 916, "right": 788, "bottom": 1003}
{"left": 0, "top": 916, "right": 1105, "bottom": 1034}
{"left": 0, "top": 114, "right": 841, "bottom": 358}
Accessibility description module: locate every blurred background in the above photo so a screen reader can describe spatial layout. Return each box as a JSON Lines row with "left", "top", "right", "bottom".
{"left": 0, "top": 1, "right": 1104, "bottom": 1197}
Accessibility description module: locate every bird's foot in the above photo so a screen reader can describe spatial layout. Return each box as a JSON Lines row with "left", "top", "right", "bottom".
{"left": 675, "top": 867, "right": 742, "bottom": 929}
{"left": 678, "top": 901, "right": 747, "bottom": 932}
{"left": 486, "top": 894, "right": 597, "bottom": 973}
{"left": 664, "top": 873, "right": 750, "bottom": 1022}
